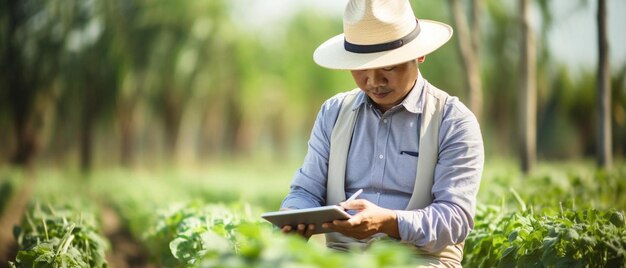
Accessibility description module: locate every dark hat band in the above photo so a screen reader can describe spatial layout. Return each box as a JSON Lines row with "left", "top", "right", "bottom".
{"left": 344, "top": 20, "right": 421, "bottom": 54}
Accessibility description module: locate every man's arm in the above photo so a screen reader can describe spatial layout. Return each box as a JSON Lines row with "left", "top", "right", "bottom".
{"left": 395, "top": 98, "right": 484, "bottom": 252}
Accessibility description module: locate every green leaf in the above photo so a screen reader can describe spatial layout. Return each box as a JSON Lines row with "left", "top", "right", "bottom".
{"left": 508, "top": 230, "right": 519, "bottom": 242}
{"left": 565, "top": 229, "right": 580, "bottom": 240}
{"left": 170, "top": 237, "right": 192, "bottom": 262}
{"left": 608, "top": 211, "right": 625, "bottom": 227}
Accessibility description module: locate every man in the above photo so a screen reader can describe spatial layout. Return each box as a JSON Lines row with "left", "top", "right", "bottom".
{"left": 280, "top": 0, "right": 483, "bottom": 266}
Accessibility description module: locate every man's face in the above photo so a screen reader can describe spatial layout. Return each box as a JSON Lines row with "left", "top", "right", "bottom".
{"left": 351, "top": 59, "right": 419, "bottom": 113}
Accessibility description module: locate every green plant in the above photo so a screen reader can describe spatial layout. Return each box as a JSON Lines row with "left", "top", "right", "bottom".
{"left": 9, "top": 203, "right": 108, "bottom": 268}
{"left": 464, "top": 205, "right": 626, "bottom": 267}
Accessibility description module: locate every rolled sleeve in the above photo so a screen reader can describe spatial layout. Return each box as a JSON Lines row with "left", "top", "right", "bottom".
{"left": 395, "top": 202, "right": 471, "bottom": 252}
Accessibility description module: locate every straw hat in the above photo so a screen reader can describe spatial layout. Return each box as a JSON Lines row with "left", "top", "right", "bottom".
{"left": 313, "top": 0, "right": 453, "bottom": 70}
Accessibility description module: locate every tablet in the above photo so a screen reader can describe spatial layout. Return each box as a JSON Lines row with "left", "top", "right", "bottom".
{"left": 261, "top": 205, "right": 351, "bottom": 234}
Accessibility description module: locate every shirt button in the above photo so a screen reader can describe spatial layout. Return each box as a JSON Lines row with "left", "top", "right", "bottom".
{"left": 379, "top": 154, "right": 384, "bottom": 159}
{"left": 383, "top": 119, "right": 388, "bottom": 123}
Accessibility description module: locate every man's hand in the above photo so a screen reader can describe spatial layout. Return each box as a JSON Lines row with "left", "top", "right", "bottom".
{"left": 278, "top": 208, "right": 316, "bottom": 240}
{"left": 281, "top": 223, "right": 316, "bottom": 240}
{"left": 322, "top": 199, "right": 400, "bottom": 240}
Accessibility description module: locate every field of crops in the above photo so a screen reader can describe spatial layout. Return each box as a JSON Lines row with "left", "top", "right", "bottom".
{"left": 1, "top": 159, "right": 625, "bottom": 267}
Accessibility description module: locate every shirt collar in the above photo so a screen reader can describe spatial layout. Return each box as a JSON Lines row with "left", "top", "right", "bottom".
{"left": 402, "top": 72, "right": 425, "bottom": 114}
{"left": 351, "top": 72, "right": 426, "bottom": 114}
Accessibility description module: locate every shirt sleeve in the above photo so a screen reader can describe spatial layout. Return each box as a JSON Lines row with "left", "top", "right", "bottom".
{"left": 395, "top": 96, "right": 484, "bottom": 253}
{"left": 280, "top": 94, "right": 344, "bottom": 209}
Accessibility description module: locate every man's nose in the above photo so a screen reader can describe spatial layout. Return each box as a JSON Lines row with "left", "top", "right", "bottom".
{"left": 365, "top": 69, "right": 387, "bottom": 87}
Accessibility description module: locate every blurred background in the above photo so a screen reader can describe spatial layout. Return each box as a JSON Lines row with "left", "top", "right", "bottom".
{"left": 1, "top": 0, "right": 625, "bottom": 266}
{"left": 1, "top": 0, "right": 624, "bottom": 170}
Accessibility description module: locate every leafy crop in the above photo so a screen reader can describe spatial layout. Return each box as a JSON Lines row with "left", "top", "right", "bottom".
{"left": 464, "top": 204, "right": 626, "bottom": 267}
{"left": 9, "top": 203, "right": 108, "bottom": 268}
{"left": 8, "top": 162, "right": 626, "bottom": 267}
{"left": 143, "top": 202, "right": 249, "bottom": 266}
{"left": 144, "top": 201, "right": 421, "bottom": 268}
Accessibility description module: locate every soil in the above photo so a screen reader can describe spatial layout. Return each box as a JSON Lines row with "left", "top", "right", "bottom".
{"left": 0, "top": 170, "right": 34, "bottom": 267}
{"left": 101, "top": 205, "right": 155, "bottom": 268}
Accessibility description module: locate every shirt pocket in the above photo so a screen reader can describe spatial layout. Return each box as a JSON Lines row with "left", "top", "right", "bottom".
{"left": 394, "top": 150, "right": 419, "bottom": 191}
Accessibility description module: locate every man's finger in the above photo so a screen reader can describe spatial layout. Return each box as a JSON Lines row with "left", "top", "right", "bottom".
{"left": 297, "top": 223, "right": 307, "bottom": 233}
{"left": 333, "top": 215, "right": 361, "bottom": 227}
{"left": 304, "top": 224, "right": 315, "bottom": 237}
{"left": 340, "top": 199, "right": 368, "bottom": 210}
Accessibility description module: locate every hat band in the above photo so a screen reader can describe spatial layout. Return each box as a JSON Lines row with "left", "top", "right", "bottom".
{"left": 344, "top": 20, "right": 421, "bottom": 54}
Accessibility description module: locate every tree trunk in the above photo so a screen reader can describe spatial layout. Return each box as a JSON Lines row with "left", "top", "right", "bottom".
{"left": 118, "top": 102, "right": 135, "bottom": 168}
{"left": 470, "top": 0, "right": 482, "bottom": 55}
{"left": 519, "top": 0, "right": 537, "bottom": 173}
{"left": 163, "top": 89, "right": 182, "bottom": 162}
{"left": 234, "top": 115, "right": 257, "bottom": 155}
{"left": 10, "top": 107, "right": 39, "bottom": 167}
{"left": 448, "top": 0, "right": 483, "bottom": 121}
{"left": 224, "top": 93, "right": 243, "bottom": 156}
{"left": 596, "top": 0, "right": 612, "bottom": 169}
{"left": 80, "top": 86, "right": 96, "bottom": 173}
{"left": 270, "top": 112, "right": 288, "bottom": 160}
{"left": 199, "top": 95, "right": 225, "bottom": 159}
{"left": 118, "top": 71, "right": 147, "bottom": 167}
{"left": 6, "top": 0, "right": 39, "bottom": 167}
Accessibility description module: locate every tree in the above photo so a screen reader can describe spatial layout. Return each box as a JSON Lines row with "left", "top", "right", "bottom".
{"left": 44, "top": 0, "right": 121, "bottom": 173}
{"left": 105, "top": 0, "right": 155, "bottom": 167}
{"left": 0, "top": 0, "right": 71, "bottom": 168}
{"left": 519, "top": 0, "right": 537, "bottom": 173}
{"left": 447, "top": 0, "right": 483, "bottom": 121}
{"left": 596, "top": 0, "right": 612, "bottom": 169}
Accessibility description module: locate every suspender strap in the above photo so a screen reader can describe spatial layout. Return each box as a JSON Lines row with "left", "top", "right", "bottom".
{"left": 326, "top": 88, "right": 361, "bottom": 206}
{"left": 405, "top": 84, "right": 448, "bottom": 210}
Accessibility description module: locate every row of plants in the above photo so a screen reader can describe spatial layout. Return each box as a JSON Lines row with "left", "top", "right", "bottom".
{"left": 11, "top": 199, "right": 624, "bottom": 268}
{"left": 91, "top": 163, "right": 626, "bottom": 267}
{"left": 82, "top": 168, "right": 429, "bottom": 267}
{"left": 85, "top": 167, "right": 290, "bottom": 245}
{"left": 464, "top": 203, "right": 626, "bottom": 267}
{"left": 478, "top": 161, "right": 626, "bottom": 211}
{"left": 5, "top": 162, "right": 625, "bottom": 267}
{"left": 464, "top": 164, "right": 626, "bottom": 267}
{"left": 9, "top": 203, "right": 108, "bottom": 267}
{"left": 143, "top": 201, "right": 427, "bottom": 268}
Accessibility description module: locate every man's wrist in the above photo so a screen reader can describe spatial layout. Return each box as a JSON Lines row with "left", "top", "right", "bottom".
{"left": 382, "top": 209, "right": 400, "bottom": 239}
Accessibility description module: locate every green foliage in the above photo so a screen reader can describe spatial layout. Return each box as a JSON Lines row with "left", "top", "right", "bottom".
{"left": 9, "top": 203, "right": 108, "bottom": 268}
{"left": 2, "top": 0, "right": 625, "bottom": 166}
{"left": 142, "top": 201, "right": 421, "bottom": 268}
{"left": 464, "top": 206, "right": 626, "bottom": 267}
{"left": 143, "top": 202, "right": 250, "bottom": 267}
{"left": 10, "top": 161, "right": 626, "bottom": 267}
{"left": 465, "top": 162, "right": 626, "bottom": 267}
{"left": 480, "top": 162, "right": 626, "bottom": 211}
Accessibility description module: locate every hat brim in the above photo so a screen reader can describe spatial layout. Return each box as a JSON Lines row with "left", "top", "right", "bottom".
{"left": 313, "top": 20, "right": 453, "bottom": 70}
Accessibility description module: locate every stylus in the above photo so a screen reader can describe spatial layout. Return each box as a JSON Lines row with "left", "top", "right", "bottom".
{"left": 344, "top": 189, "right": 363, "bottom": 203}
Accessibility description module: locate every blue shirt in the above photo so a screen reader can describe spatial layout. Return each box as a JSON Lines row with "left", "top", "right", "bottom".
{"left": 281, "top": 73, "right": 484, "bottom": 253}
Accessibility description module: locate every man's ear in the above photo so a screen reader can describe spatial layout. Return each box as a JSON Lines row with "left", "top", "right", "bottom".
{"left": 417, "top": 56, "right": 426, "bottom": 63}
